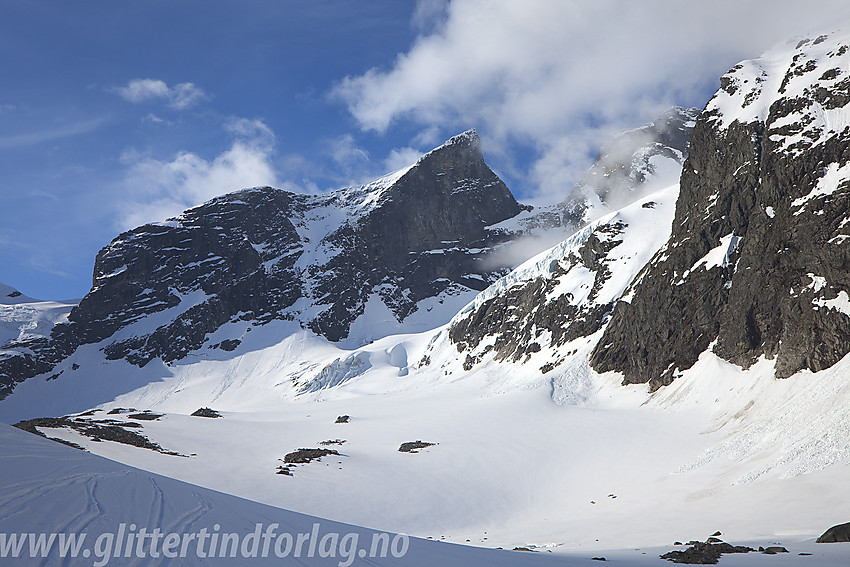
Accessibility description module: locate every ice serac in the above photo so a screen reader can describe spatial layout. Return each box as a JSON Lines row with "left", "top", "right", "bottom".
{"left": 591, "top": 32, "right": 850, "bottom": 389}
{"left": 0, "top": 130, "right": 523, "bottom": 398}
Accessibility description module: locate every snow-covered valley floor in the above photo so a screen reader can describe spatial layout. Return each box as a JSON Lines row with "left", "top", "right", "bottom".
{"left": 4, "top": 327, "right": 849, "bottom": 565}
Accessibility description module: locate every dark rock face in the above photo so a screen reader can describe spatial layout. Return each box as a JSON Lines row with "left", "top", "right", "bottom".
{"left": 0, "top": 131, "right": 524, "bottom": 399}
{"left": 448, "top": 221, "right": 627, "bottom": 371}
{"left": 817, "top": 521, "right": 850, "bottom": 543}
{"left": 305, "top": 130, "right": 523, "bottom": 339}
{"left": 0, "top": 348, "right": 54, "bottom": 400}
{"left": 592, "top": 33, "right": 850, "bottom": 388}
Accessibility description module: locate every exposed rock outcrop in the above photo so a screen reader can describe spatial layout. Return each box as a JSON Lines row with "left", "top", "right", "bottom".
{"left": 817, "top": 521, "right": 850, "bottom": 543}
{"left": 592, "top": 32, "right": 850, "bottom": 388}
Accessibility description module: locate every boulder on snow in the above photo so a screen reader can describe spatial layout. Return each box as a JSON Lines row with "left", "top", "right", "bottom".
{"left": 817, "top": 521, "right": 850, "bottom": 543}
{"left": 762, "top": 546, "right": 788, "bottom": 554}
{"left": 660, "top": 541, "right": 753, "bottom": 564}
{"left": 398, "top": 441, "right": 436, "bottom": 453}
{"left": 127, "top": 412, "right": 163, "bottom": 421}
{"left": 190, "top": 407, "right": 222, "bottom": 418}
{"left": 283, "top": 448, "right": 340, "bottom": 464}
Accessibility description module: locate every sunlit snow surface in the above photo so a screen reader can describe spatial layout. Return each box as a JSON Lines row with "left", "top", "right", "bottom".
{"left": 0, "top": 423, "right": 582, "bottom": 566}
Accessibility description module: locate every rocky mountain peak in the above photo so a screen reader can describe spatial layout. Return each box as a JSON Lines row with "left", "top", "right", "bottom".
{"left": 0, "top": 131, "right": 525, "bottom": 399}
{"left": 418, "top": 128, "right": 481, "bottom": 159}
{"left": 591, "top": 30, "right": 850, "bottom": 388}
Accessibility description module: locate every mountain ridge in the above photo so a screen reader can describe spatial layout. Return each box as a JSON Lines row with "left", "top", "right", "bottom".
{"left": 0, "top": 130, "right": 527, "bottom": 400}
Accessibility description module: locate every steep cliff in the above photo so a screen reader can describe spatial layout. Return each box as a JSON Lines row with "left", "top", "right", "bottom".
{"left": 591, "top": 32, "right": 850, "bottom": 388}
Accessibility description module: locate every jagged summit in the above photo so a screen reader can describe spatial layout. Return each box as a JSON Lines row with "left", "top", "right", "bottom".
{"left": 0, "top": 131, "right": 524, "bottom": 400}
{"left": 417, "top": 128, "right": 480, "bottom": 160}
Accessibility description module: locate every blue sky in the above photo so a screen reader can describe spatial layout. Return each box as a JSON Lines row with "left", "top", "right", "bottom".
{"left": 2, "top": 0, "right": 849, "bottom": 299}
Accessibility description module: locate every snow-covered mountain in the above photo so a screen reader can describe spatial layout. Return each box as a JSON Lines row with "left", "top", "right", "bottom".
{"left": 0, "top": 111, "right": 700, "bottom": 407}
{"left": 0, "top": 283, "right": 74, "bottom": 346}
{"left": 429, "top": 185, "right": 678, "bottom": 390}
{"left": 3, "top": 30, "right": 850, "bottom": 565}
{"left": 0, "top": 131, "right": 534, "bottom": 402}
{"left": 591, "top": 30, "right": 850, "bottom": 388}
{"left": 485, "top": 106, "right": 698, "bottom": 267}
{"left": 0, "top": 283, "right": 76, "bottom": 399}
{"left": 563, "top": 105, "right": 699, "bottom": 222}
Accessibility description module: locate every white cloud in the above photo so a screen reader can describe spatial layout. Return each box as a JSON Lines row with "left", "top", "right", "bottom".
{"left": 0, "top": 117, "right": 107, "bottom": 149}
{"left": 143, "top": 113, "right": 165, "bottom": 124}
{"left": 117, "top": 78, "right": 207, "bottom": 109}
{"left": 335, "top": 0, "right": 850, "bottom": 201}
{"left": 226, "top": 118, "right": 276, "bottom": 147}
{"left": 118, "top": 119, "right": 281, "bottom": 229}
{"left": 411, "top": 0, "right": 449, "bottom": 32}
{"left": 118, "top": 78, "right": 169, "bottom": 102}
{"left": 410, "top": 125, "right": 442, "bottom": 148}
{"left": 330, "top": 134, "right": 370, "bottom": 168}
{"left": 383, "top": 147, "right": 423, "bottom": 173}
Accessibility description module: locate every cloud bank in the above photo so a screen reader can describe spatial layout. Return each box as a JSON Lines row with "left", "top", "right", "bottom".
{"left": 118, "top": 118, "right": 280, "bottom": 229}
{"left": 335, "top": 0, "right": 850, "bottom": 201}
{"left": 117, "top": 78, "right": 207, "bottom": 109}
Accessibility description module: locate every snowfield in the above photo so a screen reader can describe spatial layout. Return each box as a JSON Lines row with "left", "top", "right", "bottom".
{"left": 0, "top": 422, "right": 582, "bottom": 566}
{"left": 2, "top": 354, "right": 850, "bottom": 565}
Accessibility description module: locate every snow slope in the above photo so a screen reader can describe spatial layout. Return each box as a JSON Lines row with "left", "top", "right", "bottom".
{"left": 0, "top": 283, "right": 75, "bottom": 348}
{"left": 0, "top": 422, "right": 584, "bottom": 566}
{"left": 5, "top": 355, "right": 850, "bottom": 563}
